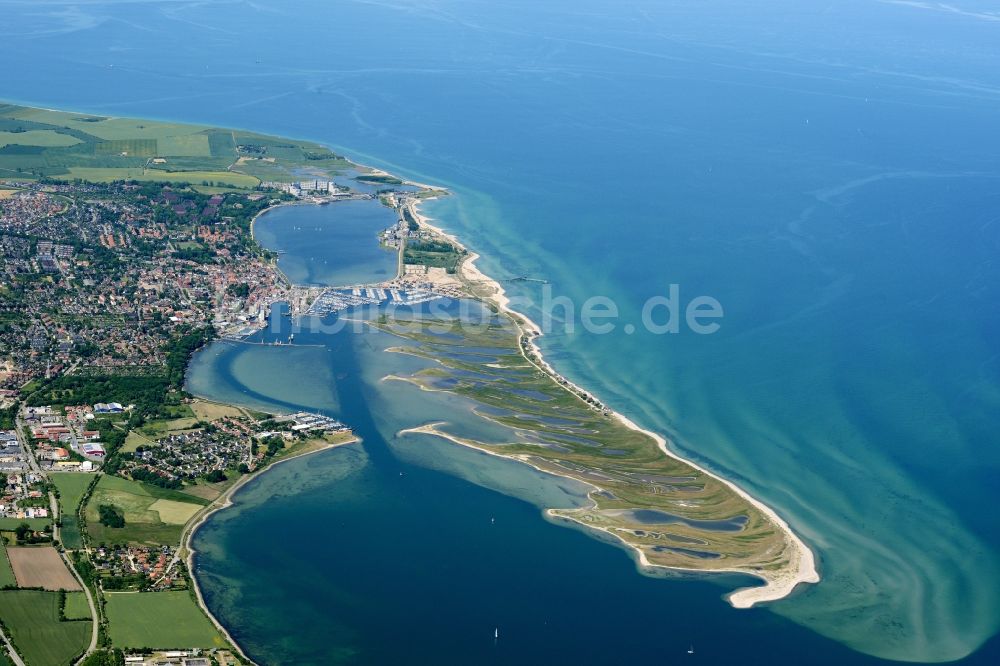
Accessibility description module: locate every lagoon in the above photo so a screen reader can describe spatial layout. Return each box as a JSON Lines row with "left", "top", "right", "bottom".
{"left": 187, "top": 299, "right": 880, "bottom": 666}
{"left": 254, "top": 200, "right": 397, "bottom": 287}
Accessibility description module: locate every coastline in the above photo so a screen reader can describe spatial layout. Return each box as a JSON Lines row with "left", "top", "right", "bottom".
{"left": 248, "top": 200, "right": 308, "bottom": 289}
{"left": 181, "top": 433, "right": 360, "bottom": 664}
{"left": 401, "top": 197, "right": 820, "bottom": 607}
{"left": 183, "top": 152, "right": 817, "bottom": 658}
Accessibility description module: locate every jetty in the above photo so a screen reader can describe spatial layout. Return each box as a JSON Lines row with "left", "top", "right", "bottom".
{"left": 304, "top": 286, "right": 444, "bottom": 317}
{"left": 221, "top": 338, "right": 324, "bottom": 349}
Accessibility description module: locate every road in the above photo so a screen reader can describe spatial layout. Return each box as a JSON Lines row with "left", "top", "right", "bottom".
{"left": 13, "top": 416, "right": 40, "bottom": 474}
{"left": 0, "top": 627, "right": 26, "bottom": 666}
{"left": 1, "top": 414, "right": 35, "bottom": 666}
{"left": 65, "top": 543, "right": 99, "bottom": 664}
{"left": 15, "top": 410, "right": 100, "bottom": 663}
{"left": 49, "top": 492, "right": 60, "bottom": 542}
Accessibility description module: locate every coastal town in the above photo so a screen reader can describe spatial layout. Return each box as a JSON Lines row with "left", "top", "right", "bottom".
{"left": 0, "top": 97, "right": 485, "bottom": 666}
{"left": 0, "top": 102, "right": 810, "bottom": 666}
{"left": 0, "top": 105, "right": 421, "bottom": 666}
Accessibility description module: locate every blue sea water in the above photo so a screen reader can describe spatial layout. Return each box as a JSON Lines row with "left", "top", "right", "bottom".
{"left": 253, "top": 201, "right": 398, "bottom": 286}
{"left": 2, "top": 0, "right": 999, "bottom": 663}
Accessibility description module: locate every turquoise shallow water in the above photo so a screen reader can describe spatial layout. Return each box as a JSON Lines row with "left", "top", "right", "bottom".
{"left": 187, "top": 301, "right": 887, "bottom": 666}
{"left": 3, "top": 0, "right": 1000, "bottom": 663}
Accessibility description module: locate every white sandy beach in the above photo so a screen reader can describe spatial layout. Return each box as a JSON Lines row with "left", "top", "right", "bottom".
{"left": 401, "top": 196, "right": 820, "bottom": 607}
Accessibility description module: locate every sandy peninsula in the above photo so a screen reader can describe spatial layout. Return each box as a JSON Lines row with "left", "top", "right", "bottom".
{"left": 398, "top": 197, "right": 820, "bottom": 607}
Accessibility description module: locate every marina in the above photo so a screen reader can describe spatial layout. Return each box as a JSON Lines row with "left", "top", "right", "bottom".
{"left": 304, "top": 286, "right": 446, "bottom": 317}
{"left": 273, "top": 411, "right": 349, "bottom": 433}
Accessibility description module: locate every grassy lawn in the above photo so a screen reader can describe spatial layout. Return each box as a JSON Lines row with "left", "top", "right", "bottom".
{"left": 0, "top": 539, "right": 15, "bottom": 588}
{"left": 122, "top": 430, "right": 153, "bottom": 453}
{"left": 0, "top": 590, "right": 90, "bottom": 666}
{"left": 105, "top": 591, "right": 223, "bottom": 649}
{"left": 140, "top": 416, "right": 201, "bottom": 436}
{"left": 85, "top": 475, "right": 207, "bottom": 547}
{"left": 62, "top": 592, "right": 91, "bottom": 621}
{"left": 50, "top": 473, "right": 95, "bottom": 550}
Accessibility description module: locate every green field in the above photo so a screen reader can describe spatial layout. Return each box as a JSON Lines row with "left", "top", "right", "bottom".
{"left": 50, "top": 473, "right": 95, "bottom": 550}
{"left": 157, "top": 134, "right": 212, "bottom": 157}
{"left": 122, "top": 430, "right": 153, "bottom": 454}
{"left": 1, "top": 108, "right": 209, "bottom": 140}
{"left": 0, "top": 103, "right": 351, "bottom": 184}
{"left": 0, "top": 130, "right": 81, "bottom": 148}
{"left": 0, "top": 539, "right": 15, "bottom": 588}
{"left": 64, "top": 167, "right": 259, "bottom": 188}
{"left": 85, "top": 475, "right": 207, "bottom": 547}
{"left": 105, "top": 591, "right": 223, "bottom": 649}
{"left": 0, "top": 518, "right": 50, "bottom": 531}
{"left": 62, "top": 592, "right": 91, "bottom": 621}
{"left": 0, "top": 590, "right": 90, "bottom": 666}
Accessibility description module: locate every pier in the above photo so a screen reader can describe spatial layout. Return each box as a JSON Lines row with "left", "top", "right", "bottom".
{"left": 304, "top": 286, "right": 445, "bottom": 317}
{"left": 504, "top": 275, "right": 549, "bottom": 284}
{"left": 221, "top": 338, "right": 324, "bottom": 349}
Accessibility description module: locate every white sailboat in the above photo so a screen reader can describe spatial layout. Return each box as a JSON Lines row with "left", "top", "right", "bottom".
{"left": 494, "top": 628, "right": 499, "bottom": 640}
{"left": 687, "top": 645, "right": 694, "bottom": 654}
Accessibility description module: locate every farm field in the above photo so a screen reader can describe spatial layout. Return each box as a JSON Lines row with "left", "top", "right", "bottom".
{"left": 62, "top": 592, "right": 91, "bottom": 621}
{"left": 0, "top": 539, "right": 15, "bottom": 588}
{"left": 191, "top": 399, "right": 245, "bottom": 421}
{"left": 50, "top": 473, "right": 94, "bottom": 550}
{"left": 0, "top": 590, "right": 90, "bottom": 666}
{"left": 146, "top": 499, "right": 201, "bottom": 526}
{"left": 1, "top": 107, "right": 210, "bottom": 140}
{"left": 0, "top": 130, "right": 81, "bottom": 148}
{"left": 85, "top": 475, "right": 207, "bottom": 546}
{"left": 65, "top": 167, "right": 259, "bottom": 188}
{"left": 105, "top": 591, "right": 224, "bottom": 649}
{"left": 5, "top": 547, "right": 80, "bottom": 591}
{"left": 177, "top": 478, "right": 234, "bottom": 502}
{"left": 0, "top": 103, "right": 351, "bottom": 184}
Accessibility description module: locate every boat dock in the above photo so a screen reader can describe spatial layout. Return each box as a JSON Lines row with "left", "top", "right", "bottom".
{"left": 304, "top": 286, "right": 444, "bottom": 317}
{"left": 274, "top": 411, "right": 350, "bottom": 433}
